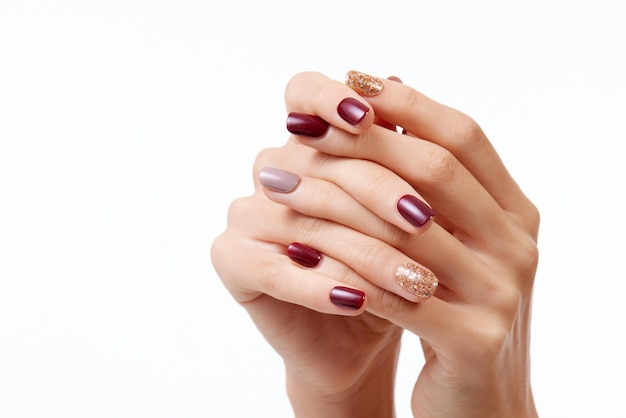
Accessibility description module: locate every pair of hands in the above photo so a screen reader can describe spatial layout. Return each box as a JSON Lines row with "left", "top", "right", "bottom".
{"left": 211, "top": 71, "right": 539, "bottom": 417}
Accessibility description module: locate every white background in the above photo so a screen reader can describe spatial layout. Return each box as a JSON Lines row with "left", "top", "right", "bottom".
{"left": 1, "top": 1, "right": 624, "bottom": 417}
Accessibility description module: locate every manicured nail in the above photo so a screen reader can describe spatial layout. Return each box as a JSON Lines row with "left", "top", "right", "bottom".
{"left": 330, "top": 286, "right": 365, "bottom": 310}
{"left": 397, "top": 195, "right": 435, "bottom": 227}
{"left": 395, "top": 262, "right": 438, "bottom": 299}
{"left": 345, "top": 70, "right": 384, "bottom": 96}
{"left": 259, "top": 167, "right": 300, "bottom": 193}
{"left": 387, "top": 75, "right": 402, "bottom": 83}
{"left": 287, "top": 242, "right": 322, "bottom": 268}
{"left": 286, "top": 112, "right": 329, "bottom": 138}
{"left": 337, "top": 97, "right": 369, "bottom": 126}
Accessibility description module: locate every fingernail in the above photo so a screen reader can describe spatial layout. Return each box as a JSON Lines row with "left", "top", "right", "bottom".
{"left": 395, "top": 262, "right": 438, "bottom": 299}
{"left": 397, "top": 195, "right": 435, "bottom": 227}
{"left": 330, "top": 286, "right": 365, "bottom": 310}
{"left": 337, "top": 97, "right": 369, "bottom": 126}
{"left": 259, "top": 167, "right": 300, "bottom": 193}
{"left": 345, "top": 70, "right": 384, "bottom": 96}
{"left": 387, "top": 75, "right": 402, "bottom": 83}
{"left": 286, "top": 112, "right": 329, "bottom": 138}
{"left": 287, "top": 242, "right": 322, "bottom": 268}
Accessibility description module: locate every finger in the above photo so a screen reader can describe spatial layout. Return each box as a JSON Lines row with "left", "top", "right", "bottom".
{"left": 372, "top": 76, "right": 404, "bottom": 132}
{"left": 255, "top": 166, "right": 489, "bottom": 303}
{"left": 234, "top": 194, "right": 439, "bottom": 302}
{"left": 347, "top": 70, "right": 534, "bottom": 219}
{"left": 285, "top": 71, "right": 375, "bottom": 135}
{"left": 258, "top": 157, "right": 435, "bottom": 234}
{"left": 268, "top": 135, "right": 513, "bottom": 250}
{"left": 212, "top": 227, "right": 367, "bottom": 316}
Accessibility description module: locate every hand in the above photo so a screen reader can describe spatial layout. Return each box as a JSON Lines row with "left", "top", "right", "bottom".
{"left": 256, "top": 71, "right": 540, "bottom": 417}
{"left": 211, "top": 119, "right": 407, "bottom": 416}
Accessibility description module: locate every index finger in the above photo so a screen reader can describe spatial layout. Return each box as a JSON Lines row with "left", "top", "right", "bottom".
{"left": 351, "top": 71, "right": 537, "bottom": 224}
{"left": 285, "top": 71, "right": 376, "bottom": 135}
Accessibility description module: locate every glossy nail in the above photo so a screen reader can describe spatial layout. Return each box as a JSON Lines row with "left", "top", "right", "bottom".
{"left": 345, "top": 70, "right": 384, "bottom": 96}
{"left": 286, "top": 112, "right": 329, "bottom": 138}
{"left": 397, "top": 195, "right": 435, "bottom": 227}
{"left": 259, "top": 167, "right": 300, "bottom": 193}
{"left": 330, "top": 286, "right": 365, "bottom": 310}
{"left": 337, "top": 97, "right": 369, "bottom": 125}
{"left": 395, "top": 262, "right": 438, "bottom": 299}
{"left": 287, "top": 242, "right": 322, "bottom": 268}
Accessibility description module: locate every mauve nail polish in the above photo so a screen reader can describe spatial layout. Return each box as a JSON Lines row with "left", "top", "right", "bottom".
{"left": 287, "top": 242, "right": 322, "bottom": 268}
{"left": 330, "top": 286, "right": 365, "bottom": 310}
{"left": 286, "top": 112, "right": 329, "bottom": 137}
{"left": 259, "top": 167, "right": 300, "bottom": 193}
{"left": 397, "top": 195, "right": 435, "bottom": 227}
{"left": 337, "top": 97, "right": 369, "bottom": 125}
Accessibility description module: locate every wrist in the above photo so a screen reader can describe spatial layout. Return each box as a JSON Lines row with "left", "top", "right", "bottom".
{"left": 285, "top": 341, "right": 400, "bottom": 418}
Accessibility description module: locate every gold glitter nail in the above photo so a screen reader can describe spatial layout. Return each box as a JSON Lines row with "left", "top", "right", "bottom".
{"left": 395, "top": 262, "right": 439, "bottom": 299}
{"left": 345, "top": 70, "right": 384, "bottom": 96}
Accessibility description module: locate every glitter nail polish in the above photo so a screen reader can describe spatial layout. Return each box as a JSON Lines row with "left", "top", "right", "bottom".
{"left": 345, "top": 70, "right": 384, "bottom": 96}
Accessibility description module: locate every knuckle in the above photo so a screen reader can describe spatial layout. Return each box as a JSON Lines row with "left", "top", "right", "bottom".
{"left": 210, "top": 233, "right": 228, "bottom": 275}
{"left": 348, "top": 240, "right": 381, "bottom": 270}
{"left": 464, "top": 314, "right": 511, "bottom": 358}
{"left": 226, "top": 196, "right": 252, "bottom": 227}
{"left": 523, "top": 201, "right": 541, "bottom": 236}
{"left": 396, "top": 87, "right": 424, "bottom": 120}
{"left": 258, "top": 256, "right": 282, "bottom": 294}
{"left": 449, "top": 113, "right": 486, "bottom": 149}
{"left": 309, "top": 148, "right": 336, "bottom": 170}
{"left": 420, "top": 146, "right": 459, "bottom": 187}
{"left": 360, "top": 167, "right": 394, "bottom": 198}
{"left": 498, "top": 227, "right": 539, "bottom": 285}
{"left": 495, "top": 284, "right": 524, "bottom": 322}
{"left": 479, "top": 324, "right": 510, "bottom": 356}
{"left": 308, "top": 181, "right": 336, "bottom": 208}
{"left": 515, "top": 236, "right": 540, "bottom": 283}
{"left": 293, "top": 213, "right": 326, "bottom": 244}
{"left": 378, "top": 289, "right": 415, "bottom": 318}
{"left": 252, "top": 146, "right": 281, "bottom": 173}
{"left": 381, "top": 221, "right": 412, "bottom": 248}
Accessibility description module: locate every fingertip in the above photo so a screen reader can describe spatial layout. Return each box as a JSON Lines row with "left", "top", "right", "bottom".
{"left": 285, "top": 71, "right": 330, "bottom": 101}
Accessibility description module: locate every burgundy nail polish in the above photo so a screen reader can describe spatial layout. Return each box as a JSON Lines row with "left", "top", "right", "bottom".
{"left": 286, "top": 112, "right": 329, "bottom": 137}
{"left": 330, "top": 286, "right": 365, "bottom": 310}
{"left": 337, "top": 97, "right": 369, "bottom": 125}
{"left": 397, "top": 195, "right": 435, "bottom": 227}
{"left": 287, "top": 242, "right": 322, "bottom": 268}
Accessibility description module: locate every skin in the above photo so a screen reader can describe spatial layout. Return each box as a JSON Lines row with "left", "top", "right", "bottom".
{"left": 211, "top": 72, "right": 540, "bottom": 417}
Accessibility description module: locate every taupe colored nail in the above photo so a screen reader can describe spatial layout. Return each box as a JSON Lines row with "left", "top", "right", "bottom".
{"left": 259, "top": 167, "right": 300, "bottom": 193}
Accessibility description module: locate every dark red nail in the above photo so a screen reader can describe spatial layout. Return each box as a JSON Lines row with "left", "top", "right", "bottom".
{"left": 330, "top": 286, "right": 365, "bottom": 310}
{"left": 286, "top": 113, "right": 329, "bottom": 138}
{"left": 397, "top": 195, "right": 435, "bottom": 227}
{"left": 287, "top": 242, "right": 322, "bottom": 268}
{"left": 337, "top": 97, "right": 369, "bottom": 125}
